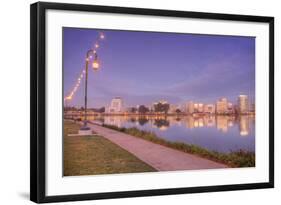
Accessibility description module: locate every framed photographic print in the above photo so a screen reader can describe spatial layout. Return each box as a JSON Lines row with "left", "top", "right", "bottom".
{"left": 30, "top": 2, "right": 274, "bottom": 203}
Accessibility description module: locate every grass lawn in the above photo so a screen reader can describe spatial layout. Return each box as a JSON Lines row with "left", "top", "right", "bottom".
{"left": 63, "top": 121, "right": 156, "bottom": 176}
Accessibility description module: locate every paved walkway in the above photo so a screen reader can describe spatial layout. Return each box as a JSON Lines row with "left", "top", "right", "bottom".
{"left": 87, "top": 123, "right": 228, "bottom": 171}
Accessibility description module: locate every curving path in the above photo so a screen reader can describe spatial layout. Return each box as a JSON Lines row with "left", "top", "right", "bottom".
{"left": 87, "top": 123, "right": 228, "bottom": 171}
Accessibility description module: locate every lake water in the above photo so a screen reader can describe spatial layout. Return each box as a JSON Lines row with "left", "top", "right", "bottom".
{"left": 88, "top": 115, "right": 255, "bottom": 153}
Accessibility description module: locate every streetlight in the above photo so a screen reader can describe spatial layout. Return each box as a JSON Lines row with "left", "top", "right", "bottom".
{"left": 79, "top": 49, "right": 101, "bottom": 134}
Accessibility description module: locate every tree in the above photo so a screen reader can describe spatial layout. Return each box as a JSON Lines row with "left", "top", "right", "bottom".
{"left": 138, "top": 118, "right": 149, "bottom": 125}
{"left": 154, "top": 119, "right": 169, "bottom": 128}
{"left": 175, "top": 108, "right": 181, "bottom": 114}
{"left": 99, "top": 107, "right": 105, "bottom": 113}
{"left": 154, "top": 102, "right": 170, "bottom": 114}
{"left": 138, "top": 105, "right": 149, "bottom": 114}
{"left": 130, "top": 118, "right": 136, "bottom": 123}
{"left": 128, "top": 107, "right": 137, "bottom": 113}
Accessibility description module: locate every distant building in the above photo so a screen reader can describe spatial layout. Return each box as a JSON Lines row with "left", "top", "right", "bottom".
{"left": 216, "top": 98, "right": 228, "bottom": 114}
{"left": 194, "top": 103, "right": 198, "bottom": 112}
{"left": 186, "top": 101, "right": 194, "bottom": 114}
{"left": 168, "top": 104, "right": 178, "bottom": 114}
{"left": 198, "top": 103, "right": 204, "bottom": 112}
{"left": 204, "top": 104, "right": 215, "bottom": 114}
{"left": 250, "top": 103, "right": 255, "bottom": 112}
{"left": 238, "top": 95, "right": 249, "bottom": 114}
{"left": 194, "top": 103, "right": 204, "bottom": 113}
{"left": 108, "top": 97, "right": 123, "bottom": 113}
{"left": 227, "top": 102, "right": 235, "bottom": 114}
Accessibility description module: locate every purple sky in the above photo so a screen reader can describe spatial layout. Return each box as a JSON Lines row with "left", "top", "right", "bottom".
{"left": 63, "top": 27, "right": 255, "bottom": 108}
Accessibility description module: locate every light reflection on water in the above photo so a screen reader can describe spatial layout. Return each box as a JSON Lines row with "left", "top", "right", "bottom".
{"left": 87, "top": 115, "right": 255, "bottom": 153}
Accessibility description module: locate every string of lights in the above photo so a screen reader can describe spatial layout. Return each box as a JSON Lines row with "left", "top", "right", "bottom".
{"left": 64, "top": 32, "right": 105, "bottom": 103}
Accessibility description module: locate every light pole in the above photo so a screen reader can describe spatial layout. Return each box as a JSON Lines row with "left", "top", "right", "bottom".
{"left": 79, "top": 50, "right": 100, "bottom": 133}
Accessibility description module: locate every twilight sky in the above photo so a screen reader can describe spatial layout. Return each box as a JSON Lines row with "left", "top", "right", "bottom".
{"left": 63, "top": 27, "right": 255, "bottom": 108}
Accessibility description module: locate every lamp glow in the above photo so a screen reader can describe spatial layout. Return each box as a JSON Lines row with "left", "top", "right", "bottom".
{"left": 92, "top": 60, "right": 99, "bottom": 70}
{"left": 92, "top": 53, "right": 100, "bottom": 71}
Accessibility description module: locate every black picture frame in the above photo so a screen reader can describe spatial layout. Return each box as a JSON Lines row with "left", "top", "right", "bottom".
{"left": 30, "top": 1, "right": 274, "bottom": 203}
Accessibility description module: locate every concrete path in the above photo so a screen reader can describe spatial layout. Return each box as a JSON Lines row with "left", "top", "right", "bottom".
{"left": 87, "top": 123, "right": 228, "bottom": 171}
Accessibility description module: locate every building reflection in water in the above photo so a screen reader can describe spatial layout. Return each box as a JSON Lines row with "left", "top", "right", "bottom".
{"left": 104, "top": 116, "right": 123, "bottom": 127}
{"left": 216, "top": 116, "right": 229, "bottom": 133}
{"left": 153, "top": 119, "right": 169, "bottom": 131}
{"left": 91, "top": 115, "right": 252, "bottom": 137}
{"left": 239, "top": 115, "right": 250, "bottom": 136}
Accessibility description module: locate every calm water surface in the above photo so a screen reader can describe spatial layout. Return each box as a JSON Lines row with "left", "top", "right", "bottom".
{"left": 89, "top": 115, "right": 255, "bottom": 153}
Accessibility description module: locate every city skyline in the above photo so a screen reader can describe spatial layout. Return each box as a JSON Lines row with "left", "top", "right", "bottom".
{"left": 64, "top": 28, "right": 255, "bottom": 108}
{"left": 65, "top": 94, "right": 253, "bottom": 116}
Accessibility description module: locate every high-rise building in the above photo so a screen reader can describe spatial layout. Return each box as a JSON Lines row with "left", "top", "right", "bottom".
{"left": 198, "top": 103, "right": 204, "bottom": 113}
{"left": 238, "top": 95, "right": 249, "bottom": 114}
{"left": 216, "top": 98, "right": 228, "bottom": 114}
{"left": 193, "top": 103, "right": 204, "bottom": 113}
{"left": 186, "top": 101, "right": 194, "bottom": 114}
{"left": 108, "top": 97, "right": 123, "bottom": 113}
